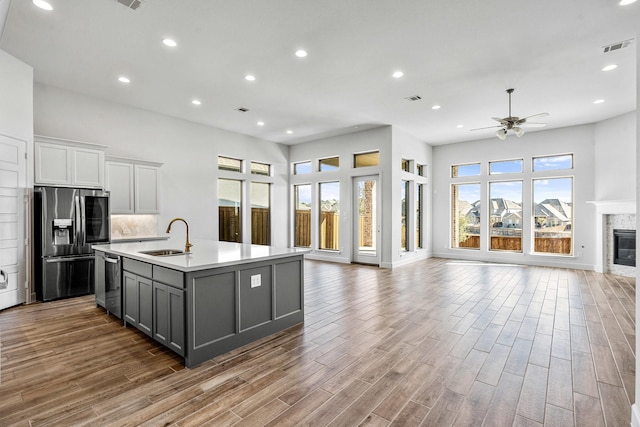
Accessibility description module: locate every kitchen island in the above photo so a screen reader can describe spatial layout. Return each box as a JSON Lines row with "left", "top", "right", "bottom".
{"left": 93, "top": 239, "right": 306, "bottom": 367}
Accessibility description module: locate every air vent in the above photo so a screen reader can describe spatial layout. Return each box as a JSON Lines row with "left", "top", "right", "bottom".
{"left": 405, "top": 95, "right": 422, "bottom": 102}
{"left": 236, "top": 107, "right": 250, "bottom": 113}
{"left": 603, "top": 39, "right": 633, "bottom": 53}
{"left": 114, "top": 0, "right": 144, "bottom": 10}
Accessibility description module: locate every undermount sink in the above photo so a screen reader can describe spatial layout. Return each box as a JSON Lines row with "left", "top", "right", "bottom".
{"left": 139, "top": 249, "right": 185, "bottom": 257}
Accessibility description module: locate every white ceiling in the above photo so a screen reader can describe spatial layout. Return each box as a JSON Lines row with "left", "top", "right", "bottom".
{"left": 1, "top": 0, "right": 638, "bottom": 145}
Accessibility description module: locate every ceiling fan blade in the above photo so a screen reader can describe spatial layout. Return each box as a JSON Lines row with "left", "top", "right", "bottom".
{"left": 521, "top": 112, "right": 549, "bottom": 121}
{"left": 469, "top": 125, "right": 503, "bottom": 131}
{"left": 519, "top": 123, "right": 547, "bottom": 128}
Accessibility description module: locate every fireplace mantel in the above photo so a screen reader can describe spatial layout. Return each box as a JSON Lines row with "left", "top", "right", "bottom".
{"left": 587, "top": 200, "right": 636, "bottom": 214}
{"left": 588, "top": 200, "right": 636, "bottom": 274}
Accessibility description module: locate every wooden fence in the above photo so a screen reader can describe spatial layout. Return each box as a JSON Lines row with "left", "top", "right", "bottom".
{"left": 219, "top": 206, "right": 271, "bottom": 245}
{"left": 294, "top": 210, "right": 341, "bottom": 249}
{"left": 457, "top": 234, "right": 571, "bottom": 254}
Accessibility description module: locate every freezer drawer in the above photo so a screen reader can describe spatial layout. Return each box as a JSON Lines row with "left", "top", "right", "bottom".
{"left": 39, "top": 255, "right": 95, "bottom": 301}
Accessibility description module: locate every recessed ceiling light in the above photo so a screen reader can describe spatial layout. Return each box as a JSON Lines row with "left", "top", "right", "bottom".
{"left": 392, "top": 71, "right": 404, "bottom": 78}
{"left": 602, "top": 64, "right": 618, "bottom": 71}
{"left": 118, "top": 76, "right": 130, "bottom": 84}
{"left": 162, "top": 38, "right": 177, "bottom": 48}
{"left": 245, "top": 74, "right": 256, "bottom": 82}
{"left": 32, "top": 0, "right": 53, "bottom": 10}
{"left": 191, "top": 99, "right": 201, "bottom": 105}
{"left": 594, "top": 99, "right": 605, "bottom": 104}
{"left": 295, "top": 49, "right": 308, "bottom": 58}
{"left": 619, "top": 0, "right": 637, "bottom": 5}
{"left": 257, "top": 121, "right": 265, "bottom": 126}
{"left": 286, "top": 130, "right": 293, "bottom": 134}
{"left": 456, "top": 124, "right": 464, "bottom": 128}
{"left": 432, "top": 105, "right": 441, "bottom": 110}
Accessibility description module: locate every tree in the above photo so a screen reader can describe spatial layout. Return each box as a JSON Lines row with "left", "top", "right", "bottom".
{"left": 458, "top": 214, "right": 469, "bottom": 243}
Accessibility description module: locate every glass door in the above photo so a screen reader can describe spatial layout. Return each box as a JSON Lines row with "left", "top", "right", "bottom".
{"left": 353, "top": 175, "right": 380, "bottom": 265}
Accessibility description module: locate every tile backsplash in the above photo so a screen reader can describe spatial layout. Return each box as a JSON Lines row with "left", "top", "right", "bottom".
{"left": 111, "top": 215, "right": 158, "bottom": 239}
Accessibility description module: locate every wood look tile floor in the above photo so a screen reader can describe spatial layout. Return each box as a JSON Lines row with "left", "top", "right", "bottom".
{"left": 0, "top": 258, "right": 635, "bottom": 426}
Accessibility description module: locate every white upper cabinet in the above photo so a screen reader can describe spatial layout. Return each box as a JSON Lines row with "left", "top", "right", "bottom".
{"left": 106, "top": 157, "right": 162, "bottom": 214}
{"left": 35, "top": 136, "right": 106, "bottom": 188}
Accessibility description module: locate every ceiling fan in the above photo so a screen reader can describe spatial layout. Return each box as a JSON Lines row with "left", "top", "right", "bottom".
{"left": 470, "top": 88, "right": 549, "bottom": 140}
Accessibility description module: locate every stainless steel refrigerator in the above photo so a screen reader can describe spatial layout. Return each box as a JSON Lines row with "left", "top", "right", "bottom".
{"left": 34, "top": 186, "right": 111, "bottom": 301}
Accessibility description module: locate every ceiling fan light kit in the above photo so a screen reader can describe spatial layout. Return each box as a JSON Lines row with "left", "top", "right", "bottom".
{"left": 472, "top": 88, "right": 549, "bottom": 140}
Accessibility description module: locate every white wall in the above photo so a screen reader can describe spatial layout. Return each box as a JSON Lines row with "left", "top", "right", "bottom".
{"left": 0, "top": 49, "right": 33, "bottom": 146}
{"left": 390, "top": 126, "right": 431, "bottom": 267}
{"left": 289, "top": 126, "right": 392, "bottom": 264}
{"left": 594, "top": 111, "right": 636, "bottom": 201}
{"left": 288, "top": 125, "right": 432, "bottom": 268}
{"left": 432, "top": 124, "right": 597, "bottom": 270}
{"left": 33, "top": 84, "right": 290, "bottom": 247}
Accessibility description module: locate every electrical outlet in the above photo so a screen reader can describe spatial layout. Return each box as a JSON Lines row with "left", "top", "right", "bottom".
{"left": 251, "top": 274, "right": 261, "bottom": 288}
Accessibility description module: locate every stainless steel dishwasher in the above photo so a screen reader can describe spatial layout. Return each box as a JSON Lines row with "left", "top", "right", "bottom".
{"left": 104, "top": 254, "right": 122, "bottom": 319}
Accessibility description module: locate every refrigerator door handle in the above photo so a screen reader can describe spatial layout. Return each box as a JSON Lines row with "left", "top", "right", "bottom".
{"left": 0, "top": 269, "right": 8, "bottom": 289}
{"left": 79, "top": 196, "right": 87, "bottom": 246}
{"left": 45, "top": 255, "right": 96, "bottom": 263}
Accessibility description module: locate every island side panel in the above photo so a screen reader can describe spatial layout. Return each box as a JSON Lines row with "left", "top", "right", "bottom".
{"left": 185, "top": 254, "right": 304, "bottom": 368}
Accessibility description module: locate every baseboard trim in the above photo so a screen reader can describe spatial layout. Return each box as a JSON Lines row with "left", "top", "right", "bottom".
{"left": 631, "top": 403, "right": 640, "bottom": 427}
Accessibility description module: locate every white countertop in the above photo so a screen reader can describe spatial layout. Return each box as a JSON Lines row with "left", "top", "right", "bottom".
{"left": 110, "top": 235, "right": 170, "bottom": 243}
{"left": 93, "top": 239, "right": 308, "bottom": 272}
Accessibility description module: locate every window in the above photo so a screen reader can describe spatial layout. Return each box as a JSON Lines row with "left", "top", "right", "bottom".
{"left": 294, "top": 184, "right": 311, "bottom": 247}
{"left": 401, "top": 159, "right": 410, "bottom": 172}
{"left": 218, "top": 179, "right": 242, "bottom": 242}
{"left": 451, "top": 183, "right": 480, "bottom": 249}
{"left": 417, "top": 164, "right": 426, "bottom": 177}
{"left": 218, "top": 156, "right": 242, "bottom": 172}
{"left": 452, "top": 163, "right": 481, "bottom": 178}
{"left": 251, "top": 161, "right": 271, "bottom": 176}
{"left": 251, "top": 182, "right": 270, "bottom": 245}
{"left": 533, "top": 154, "right": 573, "bottom": 172}
{"left": 533, "top": 177, "right": 573, "bottom": 255}
{"left": 401, "top": 181, "right": 409, "bottom": 251}
{"left": 490, "top": 159, "right": 523, "bottom": 174}
{"left": 319, "top": 157, "right": 339, "bottom": 172}
{"left": 416, "top": 183, "right": 423, "bottom": 249}
{"left": 294, "top": 161, "right": 312, "bottom": 175}
{"left": 489, "top": 181, "right": 523, "bottom": 252}
{"left": 354, "top": 151, "right": 380, "bottom": 168}
{"left": 319, "top": 182, "right": 340, "bottom": 250}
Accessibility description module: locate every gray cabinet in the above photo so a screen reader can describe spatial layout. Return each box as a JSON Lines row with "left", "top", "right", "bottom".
{"left": 95, "top": 251, "right": 106, "bottom": 309}
{"left": 122, "top": 259, "right": 153, "bottom": 338}
{"left": 122, "top": 257, "right": 184, "bottom": 353}
{"left": 153, "top": 282, "right": 185, "bottom": 356}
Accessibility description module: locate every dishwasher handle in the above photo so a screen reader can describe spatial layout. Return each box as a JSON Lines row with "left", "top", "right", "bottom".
{"left": 105, "top": 256, "right": 120, "bottom": 264}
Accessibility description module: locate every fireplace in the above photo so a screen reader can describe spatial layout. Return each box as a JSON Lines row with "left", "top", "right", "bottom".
{"left": 613, "top": 229, "right": 636, "bottom": 267}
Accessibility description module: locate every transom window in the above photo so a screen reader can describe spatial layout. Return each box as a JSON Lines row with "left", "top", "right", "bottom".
{"left": 294, "top": 161, "right": 312, "bottom": 175}
{"left": 452, "top": 163, "right": 481, "bottom": 178}
{"left": 489, "top": 159, "right": 523, "bottom": 174}
{"left": 250, "top": 161, "right": 271, "bottom": 176}
{"left": 319, "top": 157, "right": 340, "bottom": 172}
{"left": 218, "top": 156, "right": 242, "bottom": 172}
{"left": 533, "top": 154, "right": 573, "bottom": 172}
{"left": 354, "top": 151, "right": 380, "bottom": 168}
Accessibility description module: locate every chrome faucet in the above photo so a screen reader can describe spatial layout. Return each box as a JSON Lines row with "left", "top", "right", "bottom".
{"left": 166, "top": 217, "right": 193, "bottom": 253}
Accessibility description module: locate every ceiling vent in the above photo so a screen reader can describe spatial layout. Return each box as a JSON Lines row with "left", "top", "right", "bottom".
{"left": 235, "top": 107, "right": 250, "bottom": 112}
{"left": 603, "top": 39, "right": 633, "bottom": 53}
{"left": 405, "top": 95, "right": 422, "bottom": 102}
{"left": 114, "top": 0, "right": 144, "bottom": 11}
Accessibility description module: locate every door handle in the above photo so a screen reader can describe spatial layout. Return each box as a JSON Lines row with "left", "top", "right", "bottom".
{"left": 45, "top": 255, "right": 95, "bottom": 263}
{"left": 0, "top": 269, "right": 8, "bottom": 290}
